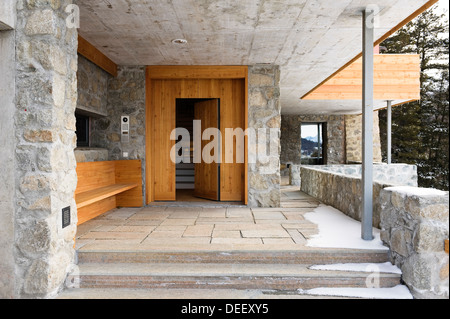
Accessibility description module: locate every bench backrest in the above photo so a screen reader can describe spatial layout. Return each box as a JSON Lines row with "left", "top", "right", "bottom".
{"left": 75, "top": 160, "right": 143, "bottom": 207}
{"left": 75, "top": 161, "right": 116, "bottom": 195}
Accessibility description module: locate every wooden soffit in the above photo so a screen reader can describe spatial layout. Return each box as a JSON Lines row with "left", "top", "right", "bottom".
{"left": 301, "top": 54, "right": 421, "bottom": 101}
{"left": 77, "top": 35, "right": 118, "bottom": 77}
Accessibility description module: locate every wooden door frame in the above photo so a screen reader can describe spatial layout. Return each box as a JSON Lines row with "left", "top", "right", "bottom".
{"left": 145, "top": 66, "right": 249, "bottom": 205}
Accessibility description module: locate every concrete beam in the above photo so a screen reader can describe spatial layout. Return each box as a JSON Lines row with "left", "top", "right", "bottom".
{"left": 0, "top": 0, "right": 15, "bottom": 30}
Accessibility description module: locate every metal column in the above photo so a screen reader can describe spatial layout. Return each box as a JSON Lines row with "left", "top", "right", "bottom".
{"left": 387, "top": 100, "right": 392, "bottom": 165}
{"left": 361, "top": 7, "right": 375, "bottom": 241}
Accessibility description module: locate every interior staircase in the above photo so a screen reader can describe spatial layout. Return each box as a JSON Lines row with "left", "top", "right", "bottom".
{"left": 59, "top": 247, "right": 404, "bottom": 299}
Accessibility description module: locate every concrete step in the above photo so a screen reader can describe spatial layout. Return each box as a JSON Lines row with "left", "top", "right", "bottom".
{"left": 77, "top": 249, "right": 390, "bottom": 265}
{"left": 68, "top": 263, "right": 401, "bottom": 291}
{"left": 57, "top": 288, "right": 352, "bottom": 299}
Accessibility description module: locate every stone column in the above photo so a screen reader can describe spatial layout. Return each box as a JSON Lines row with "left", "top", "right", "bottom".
{"left": 248, "top": 65, "right": 281, "bottom": 207}
{"left": 12, "top": 1, "right": 78, "bottom": 298}
{"left": 345, "top": 112, "right": 382, "bottom": 163}
{"left": 281, "top": 115, "right": 301, "bottom": 165}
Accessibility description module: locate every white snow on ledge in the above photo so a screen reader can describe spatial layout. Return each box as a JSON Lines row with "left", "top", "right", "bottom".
{"left": 297, "top": 286, "right": 413, "bottom": 299}
{"left": 304, "top": 205, "right": 388, "bottom": 250}
{"left": 384, "top": 186, "right": 447, "bottom": 197}
{"left": 309, "top": 262, "right": 402, "bottom": 274}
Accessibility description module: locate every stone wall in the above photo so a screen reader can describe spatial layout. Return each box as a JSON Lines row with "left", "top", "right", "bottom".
{"left": 345, "top": 112, "right": 383, "bottom": 163}
{"left": 90, "top": 66, "right": 146, "bottom": 161}
{"left": 280, "top": 115, "right": 301, "bottom": 165}
{"left": 281, "top": 114, "right": 346, "bottom": 166}
{"left": 74, "top": 148, "right": 109, "bottom": 163}
{"left": 300, "top": 165, "right": 418, "bottom": 228}
{"left": 248, "top": 65, "right": 281, "bottom": 207}
{"left": 90, "top": 66, "right": 146, "bottom": 202}
{"left": 76, "top": 54, "right": 110, "bottom": 117}
{"left": 12, "top": 1, "right": 78, "bottom": 298}
{"left": 380, "top": 187, "right": 449, "bottom": 299}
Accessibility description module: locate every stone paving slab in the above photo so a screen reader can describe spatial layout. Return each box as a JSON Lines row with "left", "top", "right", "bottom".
{"left": 75, "top": 190, "right": 323, "bottom": 251}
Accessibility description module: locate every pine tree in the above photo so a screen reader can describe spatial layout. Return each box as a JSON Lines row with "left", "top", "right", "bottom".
{"left": 379, "top": 5, "right": 449, "bottom": 190}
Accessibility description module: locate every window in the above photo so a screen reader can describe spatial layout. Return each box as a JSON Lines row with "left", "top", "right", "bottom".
{"left": 301, "top": 123, "right": 325, "bottom": 165}
{"left": 75, "top": 113, "right": 90, "bottom": 147}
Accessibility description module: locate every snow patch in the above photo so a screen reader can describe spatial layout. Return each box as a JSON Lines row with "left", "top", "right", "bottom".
{"left": 304, "top": 205, "right": 388, "bottom": 250}
{"left": 309, "top": 262, "right": 402, "bottom": 274}
{"left": 385, "top": 186, "right": 447, "bottom": 197}
{"left": 297, "top": 285, "right": 413, "bottom": 299}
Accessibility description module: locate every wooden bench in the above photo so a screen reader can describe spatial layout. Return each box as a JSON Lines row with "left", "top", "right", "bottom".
{"left": 75, "top": 160, "right": 143, "bottom": 225}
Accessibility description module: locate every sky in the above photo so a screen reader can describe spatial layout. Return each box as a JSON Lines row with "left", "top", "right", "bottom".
{"left": 436, "top": 0, "right": 449, "bottom": 19}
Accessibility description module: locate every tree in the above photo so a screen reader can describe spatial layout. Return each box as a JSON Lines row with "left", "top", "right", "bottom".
{"left": 379, "top": 5, "right": 449, "bottom": 190}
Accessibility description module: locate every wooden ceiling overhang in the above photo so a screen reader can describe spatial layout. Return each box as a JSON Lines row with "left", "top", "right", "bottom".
{"left": 301, "top": 54, "right": 421, "bottom": 108}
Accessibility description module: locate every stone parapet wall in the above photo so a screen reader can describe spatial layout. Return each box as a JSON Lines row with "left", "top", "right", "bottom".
{"left": 300, "top": 164, "right": 418, "bottom": 228}
{"left": 314, "top": 164, "right": 418, "bottom": 187}
{"left": 380, "top": 187, "right": 449, "bottom": 299}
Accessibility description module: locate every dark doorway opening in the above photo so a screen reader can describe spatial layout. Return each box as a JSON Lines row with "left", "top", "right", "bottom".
{"left": 175, "top": 98, "right": 220, "bottom": 202}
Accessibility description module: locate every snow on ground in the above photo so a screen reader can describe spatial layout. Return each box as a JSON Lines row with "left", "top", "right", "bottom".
{"left": 304, "top": 205, "right": 388, "bottom": 250}
{"left": 309, "top": 262, "right": 402, "bottom": 274}
{"left": 298, "top": 285, "right": 413, "bottom": 299}
{"left": 303, "top": 206, "right": 415, "bottom": 299}
{"left": 384, "top": 186, "right": 447, "bottom": 197}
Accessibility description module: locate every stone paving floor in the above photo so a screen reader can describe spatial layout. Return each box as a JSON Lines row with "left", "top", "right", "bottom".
{"left": 75, "top": 186, "right": 323, "bottom": 252}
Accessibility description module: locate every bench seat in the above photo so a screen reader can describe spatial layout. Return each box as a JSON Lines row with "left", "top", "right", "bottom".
{"left": 76, "top": 183, "right": 139, "bottom": 209}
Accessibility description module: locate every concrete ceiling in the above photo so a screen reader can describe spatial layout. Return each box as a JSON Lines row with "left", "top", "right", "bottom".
{"left": 75, "top": 0, "right": 431, "bottom": 115}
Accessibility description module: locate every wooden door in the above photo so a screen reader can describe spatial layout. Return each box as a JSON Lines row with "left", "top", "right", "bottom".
{"left": 194, "top": 99, "right": 220, "bottom": 201}
{"left": 152, "top": 80, "right": 177, "bottom": 201}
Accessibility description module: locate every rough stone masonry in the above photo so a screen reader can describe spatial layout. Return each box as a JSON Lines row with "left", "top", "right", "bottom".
{"left": 248, "top": 65, "right": 281, "bottom": 208}
{"left": 2, "top": 0, "right": 79, "bottom": 298}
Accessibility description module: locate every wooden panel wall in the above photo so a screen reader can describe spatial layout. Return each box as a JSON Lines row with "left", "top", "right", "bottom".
{"left": 75, "top": 161, "right": 116, "bottom": 195}
{"left": 115, "top": 160, "right": 144, "bottom": 207}
{"left": 146, "top": 66, "right": 248, "bottom": 204}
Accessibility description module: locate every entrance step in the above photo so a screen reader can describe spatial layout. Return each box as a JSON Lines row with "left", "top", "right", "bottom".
{"left": 57, "top": 288, "right": 352, "bottom": 299}
{"left": 77, "top": 249, "right": 390, "bottom": 265}
{"left": 68, "top": 262, "right": 401, "bottom": 291}
{"left": 59, "top": 248, "right": 410, "bottom": 299}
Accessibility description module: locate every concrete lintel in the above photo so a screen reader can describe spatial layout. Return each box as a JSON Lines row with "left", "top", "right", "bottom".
{"left": 0, "top": 0, "right": 16, "bottom": 30}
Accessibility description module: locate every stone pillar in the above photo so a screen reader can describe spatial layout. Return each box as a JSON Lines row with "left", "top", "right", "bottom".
{"left": 345, "top": 112, "right": 382, "bottom": 163}
{"left": 12, "top": 1, "right": 78, "bottom": 298}
{"left": 281, "top": 115, "right": 301, "bottom": 165}
{"left": 248, "top": 65, "right": 281, "bottom": 207}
